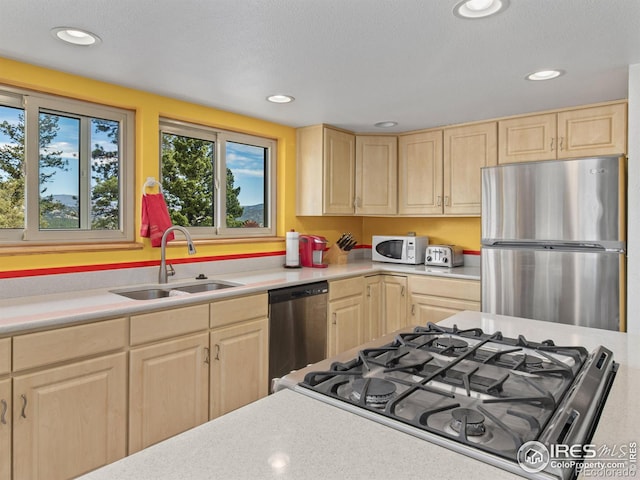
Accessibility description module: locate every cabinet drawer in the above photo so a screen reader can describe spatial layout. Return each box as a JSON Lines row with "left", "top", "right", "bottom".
{"left": 0, "top": 338, "right": 10, "bottom": 375}
{"left": 329, "top": 277, "right": 364, "bottom": 301}
{"left": 131, "top": 304, "right": 209, "bottom": 346}
{"left": 409, "top": 275, "right": 480, "bottom": 302}
{"left": 210, "top": 293, "right": 268, "bottom": 329}
{"left": 13, "top": 318, "right": 127, "bottom": 372}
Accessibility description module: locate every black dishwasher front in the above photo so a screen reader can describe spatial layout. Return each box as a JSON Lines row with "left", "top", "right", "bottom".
{"left": 268, "top": 281, "right": 328, "bottom": 392}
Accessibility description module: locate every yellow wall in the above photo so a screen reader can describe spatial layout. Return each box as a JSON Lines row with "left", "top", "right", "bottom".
{"left": 0, "top": 57, "right": 479, "bottom": 274}
{"left": 362, "top": 217, "right": 481, "bottom": 251}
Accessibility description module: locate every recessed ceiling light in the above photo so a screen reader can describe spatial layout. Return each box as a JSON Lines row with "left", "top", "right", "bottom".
{"left": 51, "top": 27, "right": 101, "bottom": 46}
{"left": 374, "top": 121, "right": 398, "bottom": 128}
{"left": 526, "top": 69, "right": 564, "bottom": 81}
{"left": 453, "top": 0, "right": 508, "bottom": 19}
{"left": 266, "top": 95, "right": 295, "bottom": 104}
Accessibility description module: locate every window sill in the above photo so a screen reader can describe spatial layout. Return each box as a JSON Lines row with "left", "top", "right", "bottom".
{"left": 188, "top": 236, "right": 284, "bottom": 246}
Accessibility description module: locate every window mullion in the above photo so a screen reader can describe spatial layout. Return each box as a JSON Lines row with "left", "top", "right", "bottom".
{"left": 22, "top": 97, "right": 40, "bottom": 240}
{"left": 79, "top": 117, "right": 91, "bottom": 229}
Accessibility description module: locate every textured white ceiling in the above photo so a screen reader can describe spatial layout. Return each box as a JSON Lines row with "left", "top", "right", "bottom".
{"left": 1, "top": 0, "right": 639, "bottom": 133}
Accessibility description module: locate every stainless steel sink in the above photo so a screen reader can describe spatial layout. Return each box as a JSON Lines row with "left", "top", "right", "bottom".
{"left": 111, "top": 280, "right": 241, "bottom": 300}
{"left": 112, "top": 288, "right": 173, "bottom": 300}
{"left": 172, "top": 281, "right": 238, "bottom": 294}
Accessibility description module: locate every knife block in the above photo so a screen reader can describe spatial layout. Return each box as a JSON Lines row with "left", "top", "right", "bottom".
{"left": 324, "top": 244, "right": 349, "bottom": 265}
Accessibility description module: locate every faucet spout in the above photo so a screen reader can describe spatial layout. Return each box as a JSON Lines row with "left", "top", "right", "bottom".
{"left": 159, "top": 226, "right": 197, "bottom": 284}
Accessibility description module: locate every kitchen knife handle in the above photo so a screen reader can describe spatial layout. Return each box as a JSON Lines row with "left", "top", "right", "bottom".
{"left": 0, "top": 399, "right": 6, "bottom": 425}
{"left": 20, "top": 394, "right": 27, "bottom": 419}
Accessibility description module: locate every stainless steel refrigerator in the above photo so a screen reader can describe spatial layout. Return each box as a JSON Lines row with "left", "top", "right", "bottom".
{"left": 481, "top": 155, "right": 626, "bottom": 331}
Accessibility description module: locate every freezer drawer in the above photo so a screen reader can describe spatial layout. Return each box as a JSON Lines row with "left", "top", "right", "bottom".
{"left": 481, "top": 247, "right": 624, "bottom": 331}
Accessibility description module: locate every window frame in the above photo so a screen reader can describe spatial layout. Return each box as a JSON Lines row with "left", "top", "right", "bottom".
{"left": 0, "top": 86, "right": 135, "bottom": 244}
{"left": 159, "top": 119, "right": 277, "bottom": 239}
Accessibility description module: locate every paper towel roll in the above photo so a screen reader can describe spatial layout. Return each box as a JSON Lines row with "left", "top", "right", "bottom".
{"left": 285, "top": 230, "right": 300, "bottom": 267}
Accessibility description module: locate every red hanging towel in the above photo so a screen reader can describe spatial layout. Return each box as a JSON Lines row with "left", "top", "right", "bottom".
{"left": 140, "top": 193, "right": 174, "bottom": 247}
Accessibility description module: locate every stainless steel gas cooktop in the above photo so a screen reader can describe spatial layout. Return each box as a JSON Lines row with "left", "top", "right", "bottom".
{"left": 276, "top": 323, "right": 617, "bottom": 480}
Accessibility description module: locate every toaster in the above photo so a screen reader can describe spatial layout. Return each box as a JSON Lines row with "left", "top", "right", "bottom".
{"left": 425, "top": 245, "right": 464, "bottom": 267}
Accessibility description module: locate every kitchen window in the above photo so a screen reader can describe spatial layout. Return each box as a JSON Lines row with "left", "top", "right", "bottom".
{"left": 0, "top": 88, "right": 134, "bottom": 244}
{"left": 159, "top": 119, "right": 276, "bottom": 238}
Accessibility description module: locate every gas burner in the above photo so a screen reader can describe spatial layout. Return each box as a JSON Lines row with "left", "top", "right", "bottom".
{"left": 351, "top": 378, "right": 396, "bottom": 407}
{"left": 434, "top": 337, "right": 469, "bottom": 351}
{"left": 449, "top": 408, "right": 486, "bottom": 437}
{"left": 513, "top": 353, "right": 544, "bottom": 368}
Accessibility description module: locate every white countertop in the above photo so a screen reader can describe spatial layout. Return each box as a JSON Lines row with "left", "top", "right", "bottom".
{"left": 0, "top": 260, "right": 480, "bottom": 336}
{"left": 78, "top": 311, "right": 638, "bottom": 480}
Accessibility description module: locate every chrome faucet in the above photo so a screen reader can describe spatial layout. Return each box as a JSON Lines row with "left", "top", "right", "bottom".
{"left": 159, "top": 226, "right": 197, "bottom": 284}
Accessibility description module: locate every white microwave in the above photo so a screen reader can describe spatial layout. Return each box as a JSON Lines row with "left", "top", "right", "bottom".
{"left": 372, "top": 235, "right": 428, "bottom": 264}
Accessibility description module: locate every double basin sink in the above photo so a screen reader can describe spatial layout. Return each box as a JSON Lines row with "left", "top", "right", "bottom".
{"left": 111, "top": 280, "right": 241, "bottom": 300}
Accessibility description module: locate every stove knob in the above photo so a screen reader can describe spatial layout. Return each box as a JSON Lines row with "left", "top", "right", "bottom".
{"left": 443, "top": 257, "right": 448, "bottom": 263}
{"left": 426, "top": 256, "right": 432, "bottom": 262}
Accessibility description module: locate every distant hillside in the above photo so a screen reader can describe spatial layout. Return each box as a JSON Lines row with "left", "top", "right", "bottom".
{"left": 238, "top": 204, "right": 264, "bottom": 226}
{"left": 53, "top": 194, "right": 78, "bottom": 208}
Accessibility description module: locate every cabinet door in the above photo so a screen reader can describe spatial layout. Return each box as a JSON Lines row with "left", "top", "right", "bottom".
{"left": 129, "top": 333, "right": 209, "bottom": 454}
{"left": 355, "top": 136, "right": 397, "bottom": 215}
{"left": 0, "top": 378, "right": 10, "bottom": 480}
{"left": 410, "top": 294, "right": 480, "bottom": 324}
{"left": 398, "top": 130, "right": 443, "bottom": 215}
{"left": 364, "top": 276, "right": 382, "bottom": 342}
{"left": 13, "top": 353, "right": 126, "bottom": 480}
{"left": 498, "top": 113, "right": 557, "bottom": 164}
{"left": 324, "top": 127, "right": 356, "bottom": 214}
{"left": 210, "top": 317, "right": 268, "bottom": 419}
{"left": 443, "top": 122, "right": 497, "bottom": 215}
{"left": 328, "top": 295, "right": 364, "bottom": 356}
{"left": 382, "top": 275, "right": 408, "bottom": 334}
{"left": 557, "top": 103, "right": 627, "bottom": 159}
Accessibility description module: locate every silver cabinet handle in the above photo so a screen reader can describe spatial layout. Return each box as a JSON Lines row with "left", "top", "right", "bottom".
{"left": 436, "top": 196, "right": 442, "bottom": 206}
{"left": 411, "top": 304, "right": 416, "bottom": 316}
{"left": 551, "top": 137, "right": 555, "bottom": 151}
{"left": 401, "top": 286, "right": 405, "bottom": 297}
{"left": 214, "top": 344, "right": 220, "bottom": 361}
{"left": 20, "top": 394, "right": 27, "bottom": 419}
{"left": 204, "top": 347, "right": 210, "bottom": 365}
{"left": 558, "top": 136, "right": 564, "bottom": 151}
{"left": 332, "top": 312, "right": 337, "bottom": 325}
{"left": 0, "top": 399, "right": 7, "bottom": 425}
{"left": 366, "top": 285, "right": 371, "bottom": 297}
{"left": 444, "top": 196, "right": 450, "bottom": 206}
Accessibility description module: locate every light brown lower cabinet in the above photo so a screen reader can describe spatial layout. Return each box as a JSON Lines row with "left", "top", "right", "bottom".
{"left": 328, "top": 277, "right": 365, "bottom": 356}
{"left": 12, "top": 353, "right": 127, "bottom": 480}
{"left": 128, "top": 332, "right": 209, "bottom": 454}
{"left": 409, "top": 275, "right": 480, "bottom": 324}
{"left": 381, "top": 275, "right": 409, "bottom": 334}
{"left": 0, "top": 378, "right": 10, "bottom": 480}
{"left": 210, "top": 317, "right": 269, "bottom": 419}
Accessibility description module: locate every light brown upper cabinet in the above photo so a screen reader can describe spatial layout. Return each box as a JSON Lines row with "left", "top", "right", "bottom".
{"left": 355, "top": 135, "right": 398, "bottom": 215}
{"left": 498, "top": 102, "right": 627, "bottom": 164}
{"left": 443, "top": 122, "right": 497, "bottom": 215}
{"left": 398, "top": 124, "right": 495, "bottom": 217}
{"left": 398, "top": 130, "right": 443, "bottom": 215}
{"left": 297, "top": 125, "right": 356, "bottom": 215}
